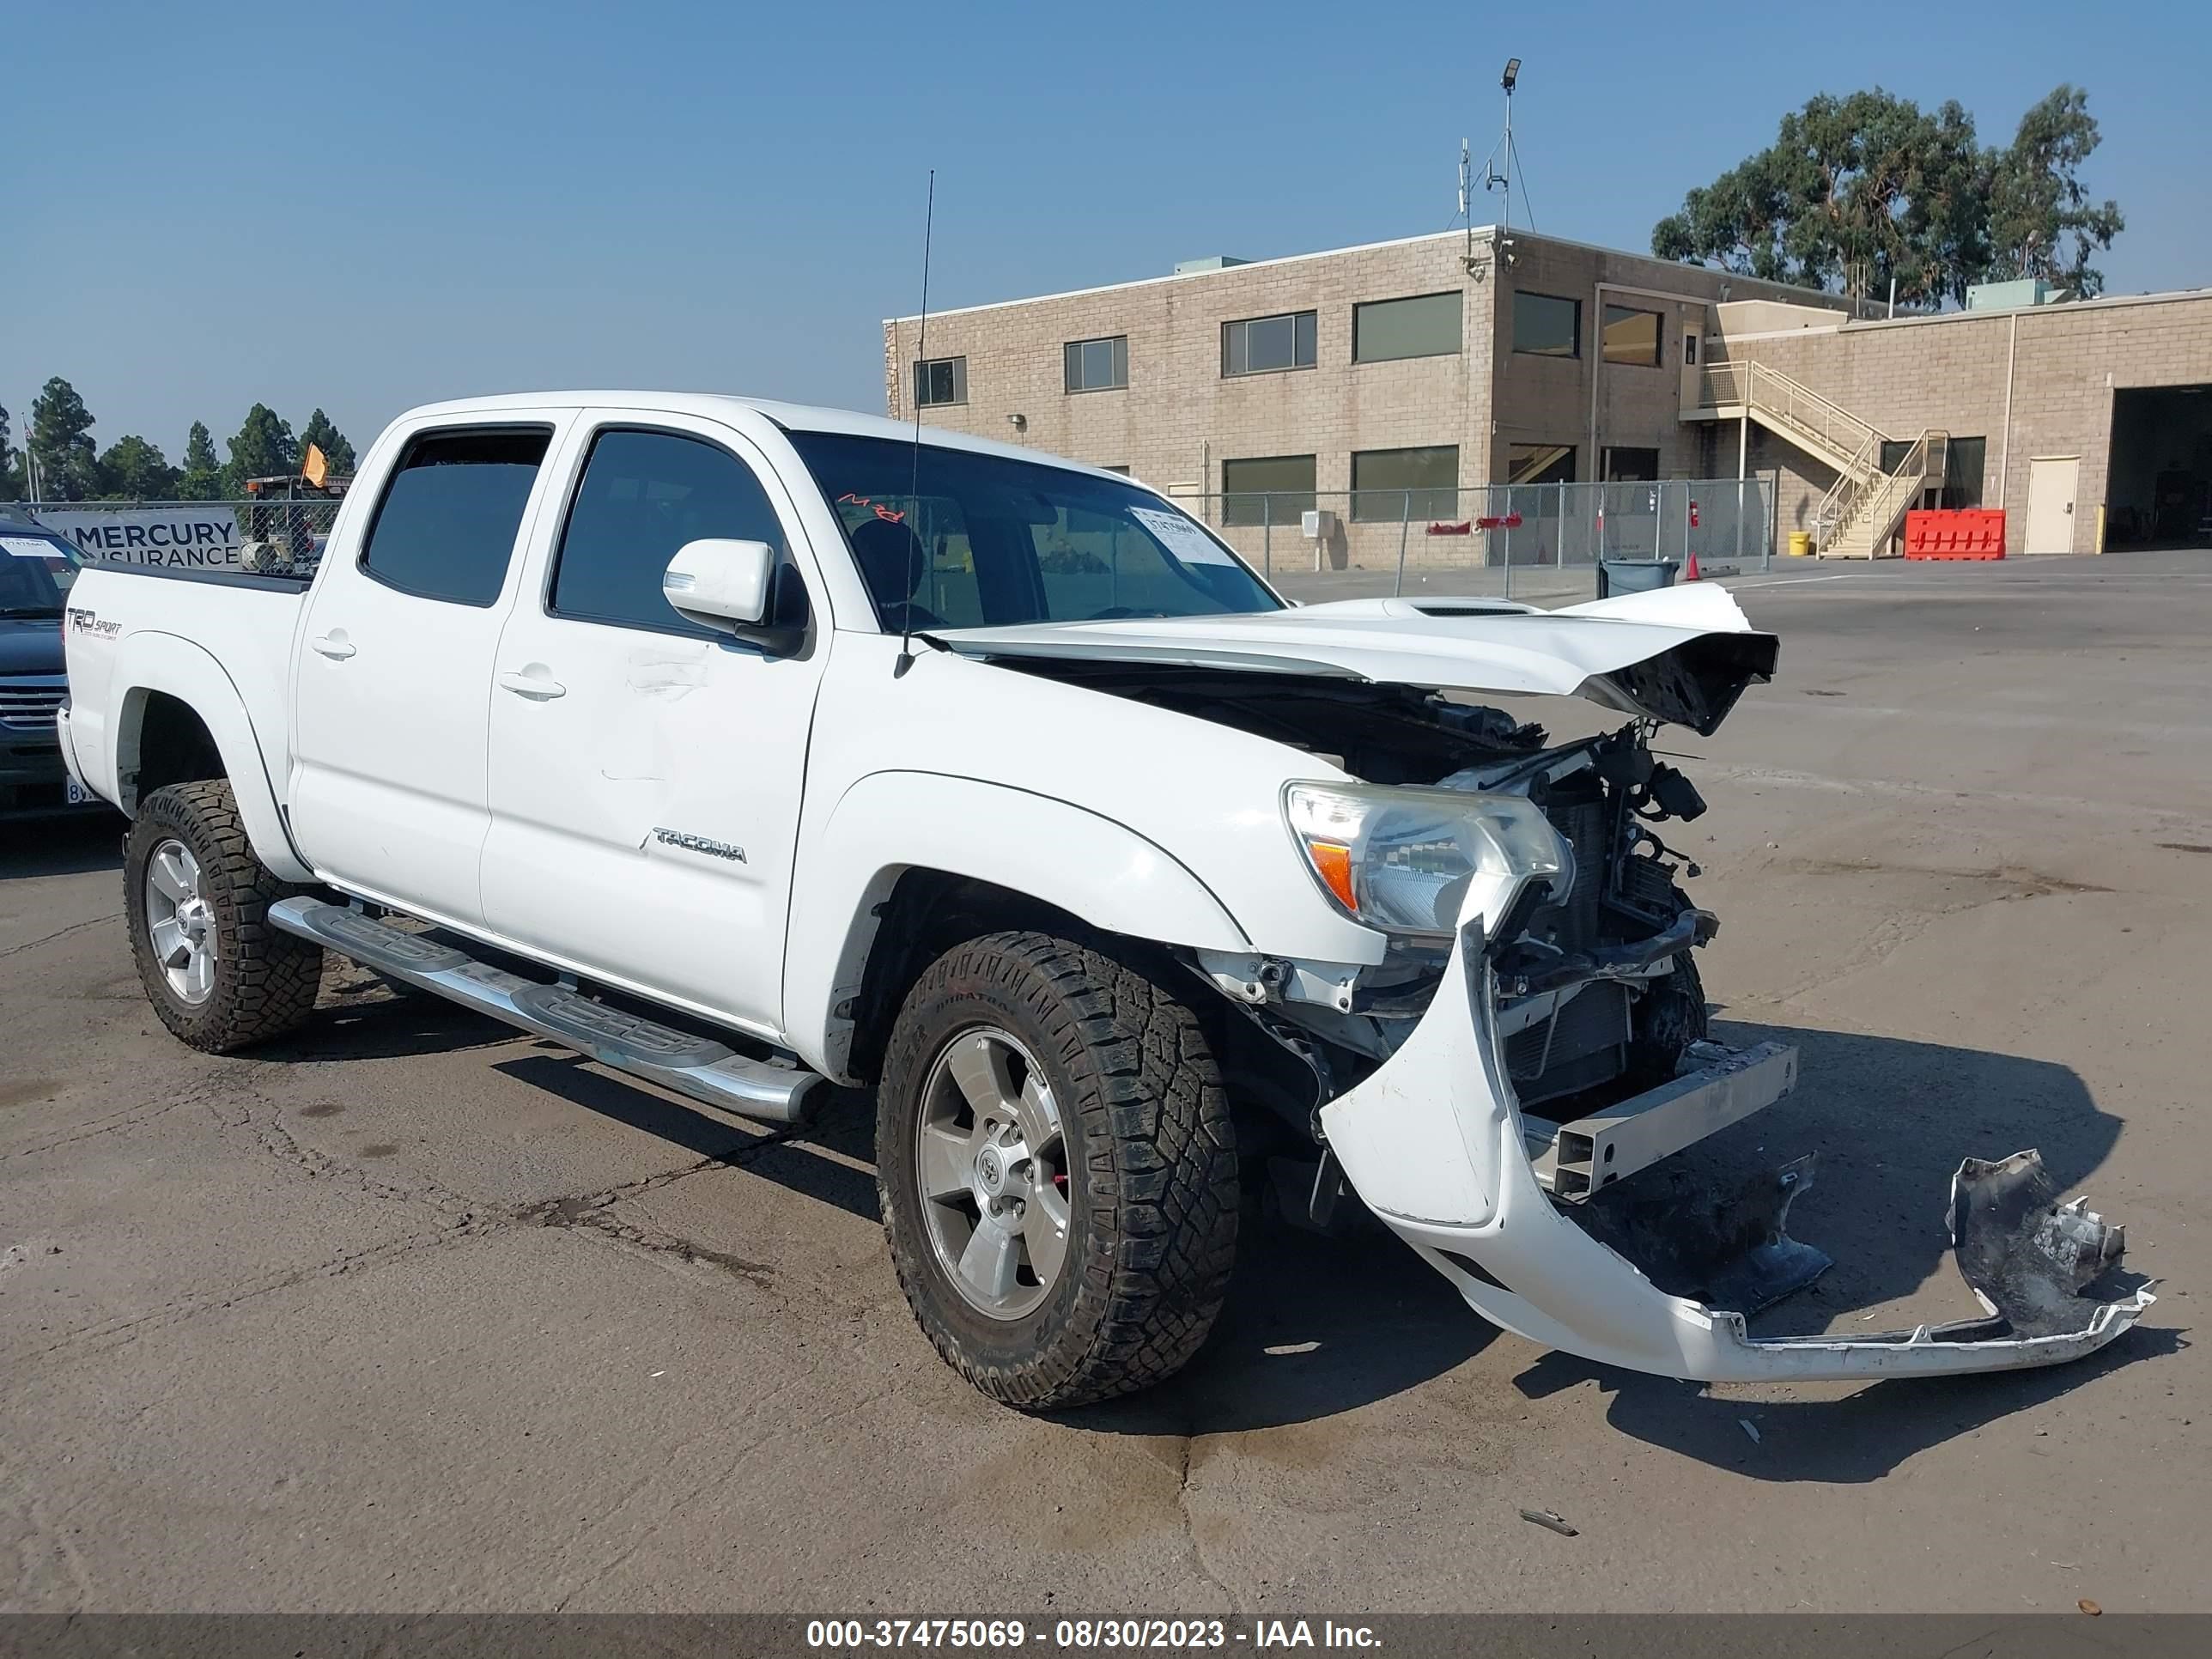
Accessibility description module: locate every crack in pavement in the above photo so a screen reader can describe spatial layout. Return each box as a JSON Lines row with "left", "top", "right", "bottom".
{"left": 25, "top": 1099, "right": 822, "bottom": 1365}
{"left": 1176, "top": 1434, "right": 1241, "bottom": 1613}
{"left": 0, "top": 913, "right": 123, "bottom": 961}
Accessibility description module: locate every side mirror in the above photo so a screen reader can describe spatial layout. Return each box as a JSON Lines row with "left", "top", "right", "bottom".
{"left": 663, "top": 538, "right": 776, "bottom": 631}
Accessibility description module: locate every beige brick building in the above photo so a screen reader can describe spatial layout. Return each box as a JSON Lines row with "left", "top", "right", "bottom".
{"left": 885, "top": 228, "right": 2212, "bottom": 562}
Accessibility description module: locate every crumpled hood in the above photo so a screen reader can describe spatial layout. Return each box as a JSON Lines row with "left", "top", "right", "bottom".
{"left": 932, "top": 582, "right": 1780, "bottom": 735}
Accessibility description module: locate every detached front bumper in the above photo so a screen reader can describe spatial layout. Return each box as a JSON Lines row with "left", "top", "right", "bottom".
{"left": 1316, "top": 896, "right": 2156, "bottom": 1383}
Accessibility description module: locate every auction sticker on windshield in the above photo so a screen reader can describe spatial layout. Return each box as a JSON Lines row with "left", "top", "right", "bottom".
{"left": 1129, "top": 505, "right": 1236, "bottom": 567}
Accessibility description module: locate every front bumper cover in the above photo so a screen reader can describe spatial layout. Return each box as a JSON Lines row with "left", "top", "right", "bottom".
{"left": 1316, "top": 893, "right": 2156, "bottom": 1382}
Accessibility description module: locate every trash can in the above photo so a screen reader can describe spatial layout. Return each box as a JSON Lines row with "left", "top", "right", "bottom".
{"left": 1596, "top": 559, "right": 1679, "bottom": 599}
{"left": 1787, "top": 531, "right": 1814, "bottom": 557}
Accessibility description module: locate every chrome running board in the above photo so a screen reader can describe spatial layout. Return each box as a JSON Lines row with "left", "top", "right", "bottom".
{"left": 268, "top": 896, "right": 823, "bottom": 1123}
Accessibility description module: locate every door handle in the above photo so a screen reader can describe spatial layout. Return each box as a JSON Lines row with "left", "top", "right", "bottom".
{"left": 498, "top": 667, "right": 567, "bottom": 700}
{"left": 309, "top": 633, "right": 356, "bottom": 660}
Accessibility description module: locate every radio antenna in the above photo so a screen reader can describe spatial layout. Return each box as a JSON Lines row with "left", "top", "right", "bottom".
{"left": 895, "top": 168, "right": 936, "bottom": 678}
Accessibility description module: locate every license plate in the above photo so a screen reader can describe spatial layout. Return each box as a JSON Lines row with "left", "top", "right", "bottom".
{"left": 65, "top": 776, "right": 88, "bottom": 805}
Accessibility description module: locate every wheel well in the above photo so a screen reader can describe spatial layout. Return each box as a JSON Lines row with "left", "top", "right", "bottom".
{"left": 844, "top": 872, "right": 1180, "bottom": 1087}
{"left": 125, "top": 691, "right": 225, "bottom": 811}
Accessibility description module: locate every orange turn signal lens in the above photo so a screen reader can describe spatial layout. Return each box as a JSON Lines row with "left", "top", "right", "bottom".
{"left": 1307, "top": 841, "right": 1357, "bottom": 913}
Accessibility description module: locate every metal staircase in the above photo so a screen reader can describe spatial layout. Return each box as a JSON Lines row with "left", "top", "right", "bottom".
{"left": 1686, "top": 360, "right": 1944, "bottom": 558}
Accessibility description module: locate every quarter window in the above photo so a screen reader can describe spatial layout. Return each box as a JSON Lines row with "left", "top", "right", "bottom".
{"left": 1351, "top": 446, "right": 1459, "bottom": 520}
{"left": 1220, "top": 454, "right": 1316, "bottom": 526}
{"left": 1353, "top": 293, "right": 1462, "bottom": 362}
{"left": 550, "top": 428, "right": 790, "bottom": 635}
{"left": 361, "top": 428, "right": 550, "bottom": 606}
{"left": 1601, "top": 304, "right": 1662, "bottom": 367}
{"left": 1222, "top": 312, "right": 1317, "bottom": 376}
{"left": 1064, "top": 336, "right": 1129, "bottom": 392}
{"left": 914, "top": 356, "right": 967, "bottom": 407}
{"left": 1512, "top": 291, "right": 1581, "bottom": 358}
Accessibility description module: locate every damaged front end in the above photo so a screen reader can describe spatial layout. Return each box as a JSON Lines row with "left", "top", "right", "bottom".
{"left": 975, "top": 587, "right": 2155, "bottom": 1381}
{"left": 1202, "top": 711, "right": 2150, "bottom": 1382}
{"left": 1314, "top": 896, "right": 2154, "bottom": 1380}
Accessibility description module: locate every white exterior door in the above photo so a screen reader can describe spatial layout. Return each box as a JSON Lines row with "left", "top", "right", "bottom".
{"left": 2025, "top": 456, "right": 2080, "bottom": 554}
{"left": 290, "top": 421, "right": 567, "bottom": 927}
{"left": 479, "top": 414, "right": 830, "bottom": 1039}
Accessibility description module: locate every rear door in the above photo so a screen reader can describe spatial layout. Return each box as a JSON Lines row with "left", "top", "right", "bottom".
{"left": 479, "top": 411, "right": 831, "bottom": 1036}
{"left": 289, "top": 420, "right": 566, "bottom": 927}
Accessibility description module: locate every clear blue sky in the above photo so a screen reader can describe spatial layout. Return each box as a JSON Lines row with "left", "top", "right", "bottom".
{"left": 12, "top": 0, "right": 2208, "bottom": 464}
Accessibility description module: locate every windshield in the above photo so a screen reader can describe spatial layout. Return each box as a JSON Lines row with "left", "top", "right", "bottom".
{"left": 785, "top": 431, "right": 1281, "bottom": 630}
{"left": 0, "top": 532, "right": 80, "bottom": 616}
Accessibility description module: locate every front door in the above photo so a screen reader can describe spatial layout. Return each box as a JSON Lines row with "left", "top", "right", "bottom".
{"left": 289, "top": 422, "right": 563, "bottom": 927}
{"left": 2025, "top": 456, "right": 2080, "bottom": 554}
{"left": 479, "top": 415, "right": 830, "bottom": 1038}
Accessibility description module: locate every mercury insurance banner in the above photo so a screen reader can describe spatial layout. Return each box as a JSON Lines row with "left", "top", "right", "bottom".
{"left": 35, "top": 507, "right": 243, "bottom": 570}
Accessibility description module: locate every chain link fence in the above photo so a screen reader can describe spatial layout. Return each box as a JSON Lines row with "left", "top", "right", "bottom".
{"left": 1173, "top": 477, "right": 1778, "bottom": 601}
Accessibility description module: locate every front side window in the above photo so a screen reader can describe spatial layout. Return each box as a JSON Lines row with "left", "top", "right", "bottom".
{"left": 361, "top": 428, "right": 549, "bottom": 606}
{"left": 915, "top": 356, "right": 967, "bottom": 407}
{"left": 1063, "top": 336, "right": 1128, "bottom": 392}
{"left": 550, "top": 428, "right": 790, "bottom": 635}
{"left": 1351, "top": 446, "right": 1459, "bottom": 521}
{"left": 1353, "top": 293, "right": 1462, "bottom": 362}
{"left": 787, "top": 431, "right": 1279, "bottom": 630}
{"left": 1222, "top": 312, "right": 1317, "bottom": 376}
{"left": 1512, "top": 291, "right": 1581, "bottom": 358}
{"left": 1602, "top": 304, "right": 1662, "bottom": 367}
{"left": 1220, "top": 454, "right": 1316, "bottom": 526}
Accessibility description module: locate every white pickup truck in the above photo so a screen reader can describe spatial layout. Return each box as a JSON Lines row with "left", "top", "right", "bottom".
{"left": 59, "top": 392, "right": 2150, "bottom": 1407}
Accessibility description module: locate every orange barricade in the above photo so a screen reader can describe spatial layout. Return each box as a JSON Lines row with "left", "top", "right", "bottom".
{"left": 1904, "top": 508, "right": 2006, "bottom": 560}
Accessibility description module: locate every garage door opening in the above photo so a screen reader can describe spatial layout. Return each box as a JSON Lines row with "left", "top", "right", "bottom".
{"left": 2108, "top": 386, "right": 2212, "bottom": 548}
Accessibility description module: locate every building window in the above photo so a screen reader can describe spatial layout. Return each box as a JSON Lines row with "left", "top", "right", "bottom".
{"left": 914, "top": 356, "right": 967, "bottom": 408}
{"left": 1220, "top": 454, "right": 1316, "bottom": 526}
{"left": 1512, "top": 292, "right": 1581, "bottom": 358}
{"left": 1064, "top": 336, "right": 1128, "bottom": 393}
{"left": 1222, "top": 312, "right": 1317, "bottom": 377}
{"left": 1352, "top": 292, "right": 1462, "bottom": 362}
{"left": 1100, "top": 465, "right": 1131, "bottom": 475}
{"left": 1507, "top": 442, "right": 1577, "bottom": 485}
{"left": 1601, "top": 304, "right": 1662, "bottom": 367}
{"left": 1602, "top": 446, "right": 1661, "bottom": 482}
{"left": 1942, "top": 436, "right": 1987, "bottom": 510}
{"left": 1352, "top": 446, "right": 1459, "bottom": 520}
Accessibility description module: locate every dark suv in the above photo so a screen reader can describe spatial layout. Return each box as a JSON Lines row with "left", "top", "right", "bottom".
{"left": 0, "top": 516, "right": 101, "bottom": 817}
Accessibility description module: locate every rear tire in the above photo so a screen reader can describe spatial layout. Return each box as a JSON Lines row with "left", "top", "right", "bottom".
{"left": 124, "top": 780, "right": 323, "bottom": 1053}
{"left": 877, "top": 931, "right": 1239, "bottom": 1410}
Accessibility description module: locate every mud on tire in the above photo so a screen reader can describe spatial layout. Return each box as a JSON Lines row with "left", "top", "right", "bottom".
{"left": 124, "top": 780, "right": 324, "bottom": 1053}
{"left": 877, "top": 931, "right": 1239, "bottom": 1410}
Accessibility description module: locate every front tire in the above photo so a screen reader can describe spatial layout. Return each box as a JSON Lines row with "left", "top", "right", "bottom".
{"left": 124, "top": 780, "right": 323, "bottom": 1053}
{"left": 877, "top": 931, "right": 1238, "bottom": 1410}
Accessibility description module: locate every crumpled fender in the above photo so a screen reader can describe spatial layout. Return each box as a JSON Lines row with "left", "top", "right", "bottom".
{"left": 1318, "top": 884, "right": 2157, "bottom": 1383}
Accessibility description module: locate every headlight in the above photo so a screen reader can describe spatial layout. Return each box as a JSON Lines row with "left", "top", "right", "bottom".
{"left": 1283, "top": 781, "right": 1574, "bottom": 937}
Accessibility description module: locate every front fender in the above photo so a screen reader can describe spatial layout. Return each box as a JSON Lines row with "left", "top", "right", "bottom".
{"left": 785, "top": 771, "right": 1251, "bottom": 1080}
{"left": 108, "top": 632, "right": 311, "bottom": 883}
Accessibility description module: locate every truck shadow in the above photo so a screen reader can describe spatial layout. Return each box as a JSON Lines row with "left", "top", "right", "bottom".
{"left": 272, "top": 988, "right": 2166, "bottom": 1452}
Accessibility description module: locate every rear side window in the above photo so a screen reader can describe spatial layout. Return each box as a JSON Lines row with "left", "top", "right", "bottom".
{"left": 550, "top": 429, "right": 790, "bottom": 634}
{"left": 361, "top": 428, "right": 550, "bottom": 606}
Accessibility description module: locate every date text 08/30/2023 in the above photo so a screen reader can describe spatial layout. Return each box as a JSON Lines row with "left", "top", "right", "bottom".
{"left": 805, "top": 1620, "right": 1382, "bottom": 1650}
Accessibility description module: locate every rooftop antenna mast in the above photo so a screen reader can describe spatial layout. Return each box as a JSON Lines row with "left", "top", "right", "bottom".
{"left": 896, "top": 168, "right": 935, "bottom": 679}
{"left": 1482, "top": 57, "right": 1531, "bottom": 238}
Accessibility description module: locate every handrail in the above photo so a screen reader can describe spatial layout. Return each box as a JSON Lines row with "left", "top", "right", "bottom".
{"left": 1697, "top": 359, "right": 1887, "bottom": 472}
{"left": 1815, "top": 428, "right": 1946, "bottom": 552}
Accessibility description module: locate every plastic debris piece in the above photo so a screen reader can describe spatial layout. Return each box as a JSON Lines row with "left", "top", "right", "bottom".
{"left": 1519, "top": 1508, "right": 1578, "bottom": 1537}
